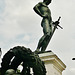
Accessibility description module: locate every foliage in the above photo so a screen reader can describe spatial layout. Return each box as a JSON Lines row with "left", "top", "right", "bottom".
{"left": 0, "top": 46, "right": 46, "bottom": 75}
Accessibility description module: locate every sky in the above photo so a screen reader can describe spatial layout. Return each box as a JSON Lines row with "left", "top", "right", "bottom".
{"left": 0, "top": 0, "right": 75, "bottom": 75}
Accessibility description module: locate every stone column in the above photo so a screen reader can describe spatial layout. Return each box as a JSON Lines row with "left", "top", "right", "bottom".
{"left": 39, "top": 51, "right": 66, "bottom": 75}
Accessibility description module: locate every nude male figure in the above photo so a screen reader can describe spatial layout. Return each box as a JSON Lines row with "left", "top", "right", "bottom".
{"left": 33, "top": 0, "right": 53, "bottom": 52}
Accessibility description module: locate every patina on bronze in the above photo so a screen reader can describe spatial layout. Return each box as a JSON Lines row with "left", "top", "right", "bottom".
{"left": 33, "top": 0, "right": 62, "bottom": 52}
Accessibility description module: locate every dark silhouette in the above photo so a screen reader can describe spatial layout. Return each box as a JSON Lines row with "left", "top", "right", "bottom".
{"left": 33, "top": 0, "right": 61, "bottom": 52}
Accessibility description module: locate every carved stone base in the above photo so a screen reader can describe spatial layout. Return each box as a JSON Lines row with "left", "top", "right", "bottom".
{"left": 39, "top": 51, "right": 66, "bottom": 75}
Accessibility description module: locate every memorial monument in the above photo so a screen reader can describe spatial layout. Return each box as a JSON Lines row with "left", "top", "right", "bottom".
{"left": 33, "top": 0, "right": 62, "bottom": 53}
{"left": 0, "top": 0, "right": 66, "bottom": 75}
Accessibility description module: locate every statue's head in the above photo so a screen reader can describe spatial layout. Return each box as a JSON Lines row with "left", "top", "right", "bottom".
{"left": 43, "top": 0, "right": 52, "bottom": 5}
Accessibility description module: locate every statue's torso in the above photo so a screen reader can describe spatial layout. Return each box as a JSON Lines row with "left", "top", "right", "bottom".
{"left": 38, "top": 2, "right": 52, "bottom": 26}
{"left": 34, "top": 2, "right": 52, "bottom": 27}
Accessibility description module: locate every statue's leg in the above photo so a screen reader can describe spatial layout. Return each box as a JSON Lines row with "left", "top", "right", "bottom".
{"left": 40, "top": 23, "right": 52, "bottom": 52}
{"left": 41, "top": 35, "right": 50, "bottom": 52}
{"left": 36, "top": 35, "right": 46, "bottom": 51}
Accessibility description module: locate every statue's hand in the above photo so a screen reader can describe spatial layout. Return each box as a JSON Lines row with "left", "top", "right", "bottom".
{"left": 53, "top": 21, "right": 60, "bottom": 25}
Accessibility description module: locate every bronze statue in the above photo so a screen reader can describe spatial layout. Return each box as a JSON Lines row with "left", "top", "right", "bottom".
{"left": 0, "top": 48, "right": 2, "bottom": 57}
{"left": 33, "top": 0, "right": 62, "bottom": 52}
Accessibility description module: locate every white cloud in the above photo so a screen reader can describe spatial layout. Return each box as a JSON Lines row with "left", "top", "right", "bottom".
{"left": 70, "top": 68, "right": 75, "bottom": 73}
{"left": 0, "top": 0, "right": 34, "bottom": 39}
{"left": 23, "top": 35, "right": 30, "bottom": 42}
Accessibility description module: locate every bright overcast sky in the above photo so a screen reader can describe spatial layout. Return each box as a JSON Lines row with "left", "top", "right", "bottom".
{"left": 0, "top": 0, "right": 75, "bottom": 75}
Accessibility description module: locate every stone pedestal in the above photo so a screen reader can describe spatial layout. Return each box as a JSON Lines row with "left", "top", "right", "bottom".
{"left": 39, "top": 51, "right": 66, "bottom": 75}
